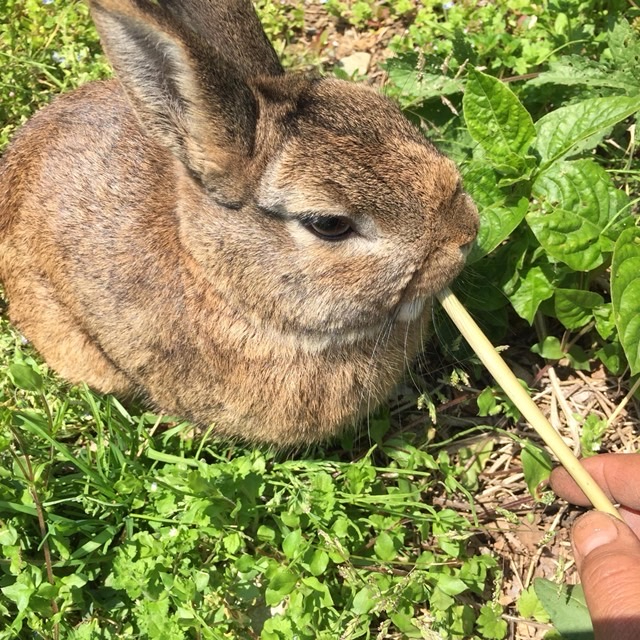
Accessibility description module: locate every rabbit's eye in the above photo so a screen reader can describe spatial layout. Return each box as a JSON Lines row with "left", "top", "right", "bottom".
{"left": 305, "top": 216, "right": 353, "bottom": 241}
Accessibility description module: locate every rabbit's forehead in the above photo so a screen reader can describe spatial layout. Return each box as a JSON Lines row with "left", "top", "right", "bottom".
{"left": 258, "top": 138, "right": 461, "bottom": 225}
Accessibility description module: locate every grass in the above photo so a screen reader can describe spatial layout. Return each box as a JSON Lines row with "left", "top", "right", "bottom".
{"left": 1, "top": 1, "right": 639, "bottom": 639}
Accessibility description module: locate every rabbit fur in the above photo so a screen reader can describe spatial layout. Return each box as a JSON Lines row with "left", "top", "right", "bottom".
{"left": 0, "top": 0, "right": 478, "bottom": 445}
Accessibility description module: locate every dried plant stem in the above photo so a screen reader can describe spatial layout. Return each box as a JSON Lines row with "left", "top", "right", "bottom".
{"left": 606, "top": 376, "right": 640, "bottom": 429}
{"left": 437, "top": 287, "right": 621, "bottom": 520}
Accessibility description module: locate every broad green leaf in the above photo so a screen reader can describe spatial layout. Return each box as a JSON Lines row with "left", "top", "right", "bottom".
{"left": 534, "top": 96, "right": 640, "bottom": 166}
{"left": 461, "top": 163, "right": 528, "bottom": 261}
{"left": 521, "top": 443, "right": 553, "bottom": 501}
{"left": 528, "top": 159, "right": 630, "bottom": 271}
{"left": 463, "top": 67, "right": 536, "bottom": 176}
{"left": 596, "top": 340, "right": 627, "bottom": 376}
{"left": 470, "top": 201, "right": 528, "bottom": 263}
{"left": 593, "top": 303, "right": 616, "bottom": 340}
{"left": 611, "top": 226, "right": 640, "bottom": 375}
{"left": 505, "top": 264, "right": 554, "bottom": 323}
{"left": 352, "top": 585, "right": 377, "bottom": 615}
{"left": 383, "top": 54, "right": 463, "bottom": 106}
{"left": 461, "top": 162, "right": 503, "bottom": 209}
{"left": 8, "top": 362, "right": 43, "bottom": 392}
{"left": 282, "top": 529, "right": 303, "bottom": 559}
{"left": 531, "top": 336, "right": 565, "bottom": 360}
{"left": 477, "top": 602, "right": 508, "bottom": 640}
{"left": 554, "top": 289, "right": 604, "bottom": 330}
{"left": 374, "top": 531, "right": 397, "bottom": 562}
{"left": 517, "top": 585, "right": 550, "bottom": 622}
{"left": 265, "top": 567, "right": 297, "bottom": 606}
{"left": 437, "top": 574, "right": 468, "bottom": 596}
{"left": 534, "top": 579, "right": 593, "bottom": 639}
{"left": 609, "top": 19, "right": 640, "bottom": 83}
{"left": 307, "top": 549, "right": 329, "bottom": 576}
{"left": 1, "top": 580, "right": 34, "bottom": 612}
{"left": 0, "top": 525, "right": 18, "bottom": 546}
{"left": 527, "top": 56, "right": 634, "bottom": 93}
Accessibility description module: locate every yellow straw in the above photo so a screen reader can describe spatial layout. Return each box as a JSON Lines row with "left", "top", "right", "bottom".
{"left": 436, "top": 287, "right": 621, "bottom": 519}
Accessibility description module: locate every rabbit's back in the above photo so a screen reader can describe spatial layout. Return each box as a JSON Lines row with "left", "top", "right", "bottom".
{"left": 1, "top": 81, "right": 188, "bottom": 395}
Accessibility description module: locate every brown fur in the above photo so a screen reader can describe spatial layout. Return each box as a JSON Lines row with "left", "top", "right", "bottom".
{"left": 0, "top": 0, "right": 478, "bottom": 445}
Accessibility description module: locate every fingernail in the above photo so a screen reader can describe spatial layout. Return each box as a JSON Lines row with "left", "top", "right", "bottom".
{"left": 572, "top": 512, "right": 619, "bottom": 564}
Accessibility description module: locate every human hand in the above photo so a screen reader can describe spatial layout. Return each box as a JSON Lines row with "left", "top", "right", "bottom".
{"left": 550, "top": 453, "right": 640, "bottom": 640}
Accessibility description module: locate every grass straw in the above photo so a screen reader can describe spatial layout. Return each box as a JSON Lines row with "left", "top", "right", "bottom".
{"left": 436, "top": 287, "right": 621, "bottom": 519}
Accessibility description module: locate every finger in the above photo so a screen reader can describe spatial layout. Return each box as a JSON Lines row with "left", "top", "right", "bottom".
{"left": 572, "top": 511, "right": 640, "bottom": 640}
{"left": 550, "top": 453, "right": 640, "bottom": 508}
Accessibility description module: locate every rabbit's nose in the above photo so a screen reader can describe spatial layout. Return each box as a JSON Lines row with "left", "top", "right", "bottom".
{"left": 450, "top": 192, "right": 479, "bottom": 247}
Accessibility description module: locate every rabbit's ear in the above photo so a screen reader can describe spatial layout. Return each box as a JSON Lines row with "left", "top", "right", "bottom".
{"left": 88, "top": 0, "right": 283, "bottom": 205}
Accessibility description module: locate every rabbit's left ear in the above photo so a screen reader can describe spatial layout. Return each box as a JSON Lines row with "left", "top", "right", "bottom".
{"left": 88, "top": 0, "right": 284, "bottom": 205}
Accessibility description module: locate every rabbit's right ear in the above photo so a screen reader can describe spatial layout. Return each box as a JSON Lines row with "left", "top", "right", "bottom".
{"left": 88, "top": 0, "right": 284, "bottom": 205}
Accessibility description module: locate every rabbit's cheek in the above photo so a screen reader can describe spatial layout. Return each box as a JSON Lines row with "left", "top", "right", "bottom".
{"left": 397, "top": 297, "right": 429, "bottom": 323}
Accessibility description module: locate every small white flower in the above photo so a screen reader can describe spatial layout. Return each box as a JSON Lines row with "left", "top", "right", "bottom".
{"left": 169, "top": 527, "right": 179, "bottom": 537}
{"left": 150, "top": 482, "right": 158, "bottom": 492}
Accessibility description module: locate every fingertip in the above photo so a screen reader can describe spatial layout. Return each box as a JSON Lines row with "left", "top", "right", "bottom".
{"left": 571, "top": 511, "right": 620, "bottom": 567}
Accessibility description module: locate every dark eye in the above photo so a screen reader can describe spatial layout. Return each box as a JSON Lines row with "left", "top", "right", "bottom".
{"left": 305, "top": 216, "right": 353, "bottom": 241}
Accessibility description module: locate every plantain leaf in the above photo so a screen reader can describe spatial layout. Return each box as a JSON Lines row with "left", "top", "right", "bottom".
{"left": 534, "top": 96, "right": 640, "bottom": 167}
{"left": 463, "top": 67, "right": 536, "bottom": 177}
{"left": 611, "top": 226, "right": 640, "bottom": 375}
{"left": 534, "top": 579, "right": 593, "bottom": 639}
{"left": 528, "top": 159, "right": 631, "bottom": 271}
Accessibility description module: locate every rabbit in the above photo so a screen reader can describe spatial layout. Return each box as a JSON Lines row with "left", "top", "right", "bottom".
{"left": 0, "top": 0, "right": 478, "bottom": 446}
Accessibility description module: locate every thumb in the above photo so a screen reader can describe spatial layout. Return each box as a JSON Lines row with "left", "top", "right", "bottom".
{"left": 572, "top": 511, "right": 640, "bottom": 640}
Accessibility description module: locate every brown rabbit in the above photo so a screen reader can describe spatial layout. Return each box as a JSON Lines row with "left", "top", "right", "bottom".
{"left": 0, "top": 0, "right": 478, "bottom": 445}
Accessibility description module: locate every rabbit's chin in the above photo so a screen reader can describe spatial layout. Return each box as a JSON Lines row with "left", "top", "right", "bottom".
{"left": 397, "top": 297, "right": 428, "bottom": 323}
{"left": 244, "top": 302, "right": 430, "bottom": 355}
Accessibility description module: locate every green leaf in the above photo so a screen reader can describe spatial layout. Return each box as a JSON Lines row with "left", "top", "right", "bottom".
{"left": 8, "top": 362, "right": 43, "bottom": 392}
{"left": 1, "top": 580, "right": 34, "bottom": 612}
{"left": 593, "top": 303, "right": 616, "bottom": 340}
{"left": 265, "top": 567, "right": 297, "bottom": 606}
{"left": 374, "top": 531, "right": 397, "bottom": 562}
{"left": 477, "top": 602, "right": 508, "bottom": 639}
{"left": 527, "top": 56, "right": 634, "bottom": 93}
{"left": 282, "top": 529, "right": 303, "bottom": 560}
{"left": 608, "top": 19, "right": 640, "bottom": 83}
{"left": 534, "top": 579, "right": 594, "bottom": 639}
{"left": 0, "top": 525, "right": 18, "bottom": 546}
{"left": 436, "top": 574, "right": 468, "bottom": 596}
{"left": 531, "top": 336, "right": 565, "bottom": 361}
{"left": 465, "top": 166, "right": 528, "bottom": 261}
{"left": 307, "top": 549, "right": 329, "bottom": 576}
{"left": 517, "top": 585, "right": 550, "bottom": 622}
{"left": 528, "top": 159, "right": 630, "bottom": 271}
{"left": 383, "top": 53, "right": 463, "bottom": 105}
{"left": 596, "top": 340, "right": 627, "bottom": 375}
{"left": 534, "top": 96, "right": 640, "bottom": 167}
{"left": 611, "top": 226, "right": 640, "bottom": 375}
{"left": 554, "top": 289, "right": 604, "bottom": 330}
{"left": 352, "top": 585, "right": 377, "bottom": 615}
{"left": 580, "top": 414, "right": 608, "bottom": 457}
{"left": 521, "top": 443, "right": 553, "bottom": 501}
{"left": 506, "top": 264, "right": 554, "bottom": 323}
{"left": 463, "top": 67, "right": 536, "bottom": 176}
